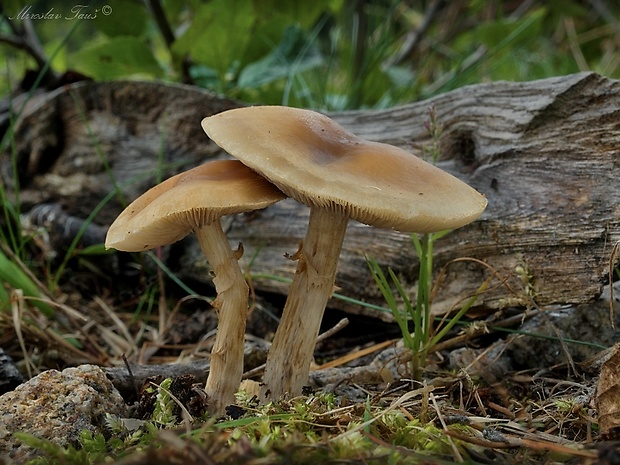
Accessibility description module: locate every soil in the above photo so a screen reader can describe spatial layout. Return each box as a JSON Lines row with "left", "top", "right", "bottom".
{"left": 1, "top": 252, "right": 618, "bottom": 463}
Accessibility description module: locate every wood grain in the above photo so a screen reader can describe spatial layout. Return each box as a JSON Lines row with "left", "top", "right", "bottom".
{"left": 2, "top": 72, "right": 619, "bottom": 321}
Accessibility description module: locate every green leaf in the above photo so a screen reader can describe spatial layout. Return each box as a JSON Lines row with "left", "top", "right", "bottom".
{"left": 477, "top": 8, "right": 546, "bottom": 49}
{"left": 189, "top": 65, "right": 220, "bottom": 89}
{"left": 453, "top": 8, "right": 546, "bottom": 58}
{"left": 1, "top": 1, "right": 27, "bottom": 18}
{"left": 172, "top": 0, "right": 256, "bottom": 79}
{"left": 0, "top": 282, "right": 9, "bottom": 308}
{"left": 0, "top": 249, "right": 54, "bottom": 317}
{"left": 71, "top": 36, "right": 163, "bottom": 80}
{"left": 95, "top": 0, "right": 147, "bottom": 37}
{"left": 366, "top": 256, "right": 415, "bottom": 350}
{"left": 251, "top": 0, "right": 341, "bottom": 29}
{"left": 238, "top": 25, "right": 322, "bottom": 88}
{"left": 78, "top": 431, "right": 107, "bottom": 456}
{"left": 75, "top": 243, "right": 108, "bottom": 256}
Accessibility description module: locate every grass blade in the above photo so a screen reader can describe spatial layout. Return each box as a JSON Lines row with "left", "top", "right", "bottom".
{"left": 0, "top": 248, "right": 54, "bottom": 317}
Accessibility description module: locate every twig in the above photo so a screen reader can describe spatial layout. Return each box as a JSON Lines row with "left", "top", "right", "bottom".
{"left": 143, "top": 0, "right": 193, "bottom": 84}
{"left": 564, "top": 17, "right": 589, "bottom": 71}
{"left": 315, "top": 338, "right": 395, "bottom": 370}
{"left": 0, "top": 15, "right": 59, "bottom": 85}
{"left": 445, "top": 428, "right": 598, "bottom": 459}
{"left": 430, "top": 390, "right": 464, "bottom": 462}
{"left": 95, "top": 296, "right": 139, "bottom": 355}
{"left": 122, "top": 354, "right": 140, "bottom": 399}
{"left": 386, "top": 0, "right": 444, "bottom": 67}
{"left": 10, "top": 290, "right": 32, "bottom": 379}
{"left": 430, "top": 308, "right": 540, "bottom": 353}
{"left": 243, "top": 317, "right": 350, "bottom": 379}
{"left": 145, "top": 0, "right": 175, "bottom": 48}
{"left": 587, "top": 0, "right": 620, "bottom": 36}
{"left": 316, "top": 317, "right": 349, "bottom": 343}
{"left": 334, "top": 387, "right": 433, "bottom": 441}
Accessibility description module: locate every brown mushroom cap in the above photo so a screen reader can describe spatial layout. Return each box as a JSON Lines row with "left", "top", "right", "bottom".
{"left": 105, "top": 159, "right": 286, "bottom": 251}
{"left": 201, "top": 106, "right": 487, "bottom": 233}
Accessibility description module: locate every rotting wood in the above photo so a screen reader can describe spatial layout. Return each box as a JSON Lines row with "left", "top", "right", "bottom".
{"left": 2, "top": 72, "right": 619, "bottom": 321}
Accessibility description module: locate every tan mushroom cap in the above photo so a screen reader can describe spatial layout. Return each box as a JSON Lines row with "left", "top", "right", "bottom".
{"left": 105, "top": 159, "right": 286, "bottom": 251}
{"left": 201, "top": 106, "right": 487, "bottom": 233}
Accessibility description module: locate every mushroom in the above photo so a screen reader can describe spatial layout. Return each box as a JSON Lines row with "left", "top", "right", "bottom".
{"left": 105, "top": 159, "right": 286, "bottom": 414}
{"left": 201, "top": 106, "right": 487, "bottom": 399}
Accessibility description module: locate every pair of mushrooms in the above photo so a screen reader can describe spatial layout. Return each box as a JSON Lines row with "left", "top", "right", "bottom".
{"left": 105, "top": 106, "right": 487, "bottom": 414}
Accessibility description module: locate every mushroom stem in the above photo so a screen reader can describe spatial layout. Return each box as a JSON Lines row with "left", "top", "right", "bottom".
{"left": 261, "top": 207, "right": 348, "bottom": 399}
{"left": 194, "top": 219, "right": 249, "bottom": 415}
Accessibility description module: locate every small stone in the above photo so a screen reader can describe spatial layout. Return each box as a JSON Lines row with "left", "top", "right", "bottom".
{"left": 0, "top": 348, "right": 23, "bottom": 395}
{"left": 448, "top": 341, "right": 513, "bottom": 382}
{"left": 506, "top": 288, "right": 620, "bottom": 369}
{"left": 0, "top": 364, "right": 128, "bottom": 463}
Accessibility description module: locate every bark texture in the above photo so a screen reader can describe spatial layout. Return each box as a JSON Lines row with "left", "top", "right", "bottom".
{"left": 2, "top": 72, "right": 619, "bottom": 321}
{"left": 222, "top": 72, "right": 620, "bottom": 318}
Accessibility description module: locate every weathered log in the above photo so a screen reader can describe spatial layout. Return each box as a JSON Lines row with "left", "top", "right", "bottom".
{"left": 179, "top": 71, "right": 620, "bottom": 318}
{"left": 2, "top": 72, "right": 619, "bottom": 321}
{"left": 1, "top": 81, "right": 240, "bottom": 225}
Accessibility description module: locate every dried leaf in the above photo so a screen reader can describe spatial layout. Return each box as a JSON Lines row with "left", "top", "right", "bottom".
{"left": 596, "top": 343, "right": 620, "bottom": 439}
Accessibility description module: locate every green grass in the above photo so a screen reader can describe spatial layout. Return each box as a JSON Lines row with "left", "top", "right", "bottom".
{"left": 0, "top": 25, "right": 80, "bottom": 316}
{"left": 3, "top": 2, "right": 619, "bottom": 108}
{"left": 364, "top": 106, "right": 475, "bottom": 380}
